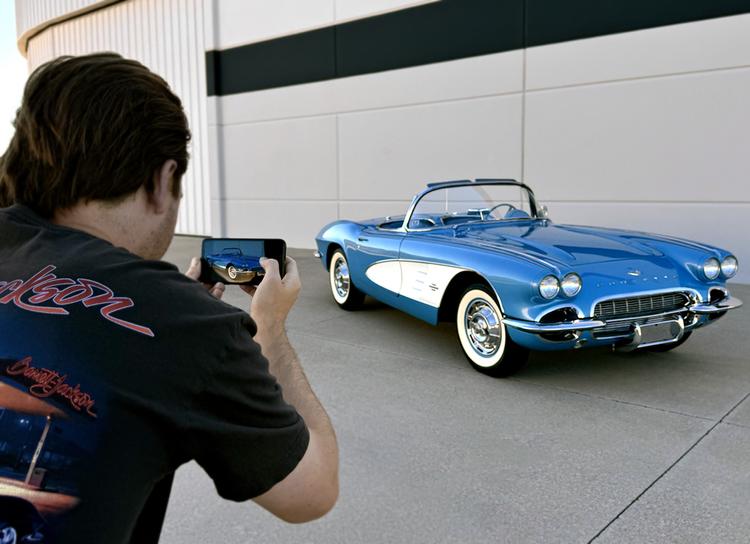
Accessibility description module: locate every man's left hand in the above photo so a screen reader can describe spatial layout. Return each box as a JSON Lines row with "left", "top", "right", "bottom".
{"left": 186, "top": 257, "right": 225, "bottom": 299}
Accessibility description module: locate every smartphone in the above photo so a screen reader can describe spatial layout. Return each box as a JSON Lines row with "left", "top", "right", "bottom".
{"left": 199, "top": 238, "right": 286, "bottom": 285}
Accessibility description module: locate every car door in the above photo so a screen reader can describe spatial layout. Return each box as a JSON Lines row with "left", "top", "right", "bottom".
{"left": 346, "top": 225, "right": 405, "bottom": 307}
{"left": 397, "top": 231, "right": 468, "bottom": 324}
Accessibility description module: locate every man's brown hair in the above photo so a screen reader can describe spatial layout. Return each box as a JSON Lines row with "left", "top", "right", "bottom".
{"left": 0, "top": 52, "right": 191, "bottom": 217}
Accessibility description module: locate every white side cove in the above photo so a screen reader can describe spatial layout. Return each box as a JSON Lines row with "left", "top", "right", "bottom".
{"left": 366, "top": 260, "right": 467, "bottom": 308}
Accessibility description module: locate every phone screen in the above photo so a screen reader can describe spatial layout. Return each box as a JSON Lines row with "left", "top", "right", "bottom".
{"left": 200, "top": 238, "right": 286, "bottom": 285}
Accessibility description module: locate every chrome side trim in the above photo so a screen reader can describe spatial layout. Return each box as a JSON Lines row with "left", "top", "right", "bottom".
{"left": 689, "top": 296, "right": 743, "bottom": 314}
{"left": 503, "top": 317, "right": 606, "bottom": 333}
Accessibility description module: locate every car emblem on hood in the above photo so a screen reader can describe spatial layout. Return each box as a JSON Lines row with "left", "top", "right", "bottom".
{"left": 627, "top": 268, "right": 641, "bottom": 277}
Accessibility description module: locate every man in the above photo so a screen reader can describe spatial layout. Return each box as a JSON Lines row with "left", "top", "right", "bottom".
{"left": 0, "top": 53, "right": 338, "bottom": 542}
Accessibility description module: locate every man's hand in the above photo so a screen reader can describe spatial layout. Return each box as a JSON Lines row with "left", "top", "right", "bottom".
{"left": 242, "top": 257, "right": 301, "bottom": 336}
{"left": 185, "top": 257, "right": 226, "bottom": 299}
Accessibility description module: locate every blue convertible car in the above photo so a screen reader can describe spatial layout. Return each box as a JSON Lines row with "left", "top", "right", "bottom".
{"left": 205, "top": 247, "right": 263, "bottom": 282}
{"left": 315, "top": 179, "right": 742, "bottom": 376}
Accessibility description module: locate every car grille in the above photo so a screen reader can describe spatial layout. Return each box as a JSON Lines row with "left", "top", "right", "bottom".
{"left": 594, "top": 292, "right": 690, "bottom": 320}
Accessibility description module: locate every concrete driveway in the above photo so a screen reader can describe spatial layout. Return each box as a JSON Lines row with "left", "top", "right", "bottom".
{"left": 161, "top": 236, "right": 750, "bottom": 544}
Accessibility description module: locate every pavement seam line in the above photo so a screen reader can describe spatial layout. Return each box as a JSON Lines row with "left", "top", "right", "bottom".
{"left": 720, "top": 420, "right": 750, "bottom": 430}
{"left": 586, "top": 389, "right": 750, "bottom": 543}
{"left": 510, "top": 378, "right": 716, "bottom": 423}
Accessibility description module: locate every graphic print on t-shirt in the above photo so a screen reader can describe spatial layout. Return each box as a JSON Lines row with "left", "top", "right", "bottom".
{"left": 0, "top": 264, "right": 155, "bottom": 337}
{"left": 0, "top": 350, "right": 102, "bottom": 542}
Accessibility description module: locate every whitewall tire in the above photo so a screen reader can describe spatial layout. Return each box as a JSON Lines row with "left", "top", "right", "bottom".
{"left": 456, "top": 284, "right": 528, "bottom": 377}
{"left": 329, "top": 250, "right": 365, "bottom": 310}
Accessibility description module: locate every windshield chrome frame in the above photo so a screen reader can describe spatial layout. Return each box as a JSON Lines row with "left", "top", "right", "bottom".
{"left": 401, "top": 179, "right": 541, "bottom": 233}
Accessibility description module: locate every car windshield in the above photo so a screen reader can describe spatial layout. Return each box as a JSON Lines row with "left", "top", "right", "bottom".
{"left": 408, "top": 183, "right": 536, "bottom": 229}
{"left": 222, "top": 248, "right": 241, "bottom": 255}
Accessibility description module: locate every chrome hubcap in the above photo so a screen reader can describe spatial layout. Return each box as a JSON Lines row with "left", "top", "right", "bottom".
{"left": 227, "top": 266, "right": 237, "bottom": 279}
{"left": 465, "top": 299, "right": 502, "bottom": 356}
{"left": 333, "top": 259, "right": 350, "bottom": 298}
{"left": 0, "top": 527, "right": 17, "bottom": 544}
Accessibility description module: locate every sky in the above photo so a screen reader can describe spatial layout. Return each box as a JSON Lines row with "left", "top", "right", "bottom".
{"left": 0, "top": 0, "right": 29, "bottom": 152}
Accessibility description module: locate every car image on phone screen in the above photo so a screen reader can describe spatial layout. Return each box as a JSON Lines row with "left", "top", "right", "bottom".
{"left": 200, "top": 238, "right": 286, "bottom": 285}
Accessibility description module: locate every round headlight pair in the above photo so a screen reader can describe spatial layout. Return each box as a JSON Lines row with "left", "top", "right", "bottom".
{"left": 704, "top": 256, "right": 739, "bottom": 280}
{"left": 539, "top": 273, "right": 581, "bottom": 299}
{"left": 721, "top": 255, "right": 738, "bottom": 278}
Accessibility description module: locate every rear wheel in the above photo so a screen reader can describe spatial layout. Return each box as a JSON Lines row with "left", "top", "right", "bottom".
{"left": 646, "top": 331, "right": 692, "bottom": 352}
{"left": 456, "top": 284, "right": 528, "bottom": 377}
{"left": 329, "top": 250, "right": 365, "bottom": 310}
{"left": 0, "top": 526, "right": 17, "bottom": 544}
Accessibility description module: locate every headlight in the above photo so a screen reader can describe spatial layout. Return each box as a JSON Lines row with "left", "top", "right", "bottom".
{"left": 539, "top": 275, "right": 560, "bottom": 299}
{"left": 721, "top": 255, "right": 738, "bottom": 278}
{"left": 561, "top": 273, "right": 582, "bottom": 297}
{"left": 703, "top": 257, "right": 720, "bottom": 280}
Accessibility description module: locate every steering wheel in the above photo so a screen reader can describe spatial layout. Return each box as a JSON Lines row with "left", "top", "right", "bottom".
{"left": 486, "top": 203, "right": 517, "bottom": 219}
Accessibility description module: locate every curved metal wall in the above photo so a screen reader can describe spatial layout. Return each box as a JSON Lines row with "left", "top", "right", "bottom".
{"left": 19, "top": 0, "right": 212, "bottom": 236}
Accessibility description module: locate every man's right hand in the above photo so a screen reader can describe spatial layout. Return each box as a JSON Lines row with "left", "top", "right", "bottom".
{"left": 242, "top": 255, "right": 339, "bottom": 523}
{"left": 242, "top": 257, "right": 301, "bottom": 336}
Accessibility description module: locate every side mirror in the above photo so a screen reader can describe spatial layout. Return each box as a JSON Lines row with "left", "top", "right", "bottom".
{"left": 537, "top": 205, "right": 549, "bottom": 219}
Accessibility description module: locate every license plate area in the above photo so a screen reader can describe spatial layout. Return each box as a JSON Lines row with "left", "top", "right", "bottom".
{"left": 637, "top": 319, "right": 684, "bottom": 347}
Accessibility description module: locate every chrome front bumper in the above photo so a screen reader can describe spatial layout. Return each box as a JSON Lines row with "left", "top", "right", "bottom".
{"left": 503, "top": 296, "right": 743, "bottom": 340}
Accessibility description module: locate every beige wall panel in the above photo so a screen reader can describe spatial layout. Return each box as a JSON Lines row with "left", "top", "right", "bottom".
{"left": 15, "top": 0, "right": 118, "bottom": 48}
{"left": 335, "top": 0, "right": 438, "bottom": 22}
{"left": 213, "top": 0, "right": 334, "bottom": 49}
{"left": 338, "top": 200, "right": 414, "bottom": 221}
{"left": 26, "top": 0, "right": 213, "bottom": 235}
{"left": 547, "top": 202, "right": 750, "bottom": 283}
{"left": 527, "top": 14, "right": 750, "bottom": 90}
{"left": 25, "top": 26, "right": 56, "bottom": 69}
{"left": 339, "top": 94, "right": 523, "bottom": 201}
{"left": 221, "top": 200, "right": 338, "bottom": 248}
{"left": 525, "top": 69, "right": 750, "bottom": 203}
{"left": 218, "top": 51, "right": 522, "bottom": 124}
{"left": 220, "top": 116, "right": 338, "bottom": 200}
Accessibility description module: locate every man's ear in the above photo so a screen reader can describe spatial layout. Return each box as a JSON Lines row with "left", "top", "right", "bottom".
{"left": 150, "top": 160, "right": 178, "bottom": 214}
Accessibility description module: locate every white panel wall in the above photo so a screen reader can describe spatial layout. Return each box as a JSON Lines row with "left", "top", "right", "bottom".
{"left": 21, "top": 0, "right": 212, "bottom": 236}
{"left": 335, "top": 0, "right": 439, "bottom": 22}
{"left": 213, "top": 11, "right": 749, "bottom": 284}
{"left": 25, "top": 25, "right": 56, "bottom": 69}
{"left": 524, "top": 14, "right": 750, "bottom": 283}
{"left": 211, "top": 49, "right": 524, "bottom": 246}
{"left": 213, "top": 0, "right": 334, "bottom": 49}
{"left": 15, "top": 0, "right": 119, "bottom": 50}
{"left": 211, "top": 0, "right": 439, "bottom": 49}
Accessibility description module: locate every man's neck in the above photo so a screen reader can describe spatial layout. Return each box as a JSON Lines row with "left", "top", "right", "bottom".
{"left": 52, "top": 202, "right": 137, "bottom": 252}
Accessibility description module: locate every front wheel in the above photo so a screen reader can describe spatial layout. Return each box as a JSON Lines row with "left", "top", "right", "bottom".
{"left": 227, "top": 264, "right": 238, "bottom": 280}
{"left": 329, "top": 250, "right": 365, "bottom": 310}
{"left": 456, "top": 284, "right": 529, "bottom": 377}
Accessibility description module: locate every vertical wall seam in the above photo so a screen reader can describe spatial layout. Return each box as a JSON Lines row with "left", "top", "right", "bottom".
{"left": 335, "top": 115, "right": 341, "bottom": 220}
{"left": 520, "top": 0, "right": 527, "bottom": 184}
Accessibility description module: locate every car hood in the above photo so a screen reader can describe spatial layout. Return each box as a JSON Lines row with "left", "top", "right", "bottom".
{"left": 441, "top": 221, "right": 675, "bottom": 268}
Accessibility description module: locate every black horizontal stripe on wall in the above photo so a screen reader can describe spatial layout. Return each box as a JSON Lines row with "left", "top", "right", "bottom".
{"left": 335, "top": 0, "right": 523, "bottom": 79}
{"left": 207, "top": 26, "right": 336, "bottom": 97}
{"left": 525, "top": 0, "right": 750, "bottom": 47}
{"left": 206, "top": 0, "right": 750, "bottom": 97}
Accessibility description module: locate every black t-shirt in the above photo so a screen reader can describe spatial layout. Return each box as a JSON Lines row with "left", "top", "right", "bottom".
{"left": 0, "top": 204, "right": 309, "bottom": 543}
